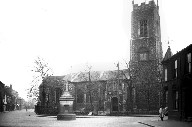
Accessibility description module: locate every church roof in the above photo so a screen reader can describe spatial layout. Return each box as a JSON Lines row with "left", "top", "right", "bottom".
{"left": 42, "top": 69, "right": 130, "bottom": 86}
{"left": 163, "top": 46, "right": 173, "bottom": 61}
{"left": 65, "top": 69, "right": 130, "bottom": 82}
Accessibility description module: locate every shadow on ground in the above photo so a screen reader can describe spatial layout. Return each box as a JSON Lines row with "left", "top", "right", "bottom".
{"left": 36, "top": 114, "right": 106, "bottom": 118}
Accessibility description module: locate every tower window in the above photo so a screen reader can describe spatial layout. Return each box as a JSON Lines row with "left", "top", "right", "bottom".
{"left": 139, "top": 53, "right": 148, "bottom": 61}
{"left": 138, "top": 47, "right": 149, "bottom": 61}
{"left": 139, "top": 20, "right": 148, "bottom": 37}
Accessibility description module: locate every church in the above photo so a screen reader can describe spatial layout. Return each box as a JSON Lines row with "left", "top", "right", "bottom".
{"left": 36, "top": 0, "right": 163, "bottom": 115}
{"left": 37, "top": 69, "right": 131, "bottom": 115}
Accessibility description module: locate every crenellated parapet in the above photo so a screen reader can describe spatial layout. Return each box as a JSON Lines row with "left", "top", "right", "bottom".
{"left": 133, "top": 0, "right": 157, "bottom": 11}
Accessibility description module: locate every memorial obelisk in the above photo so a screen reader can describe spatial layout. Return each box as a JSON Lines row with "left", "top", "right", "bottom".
{"left": 57, "top": 81, "right": 76, "bottom": 120}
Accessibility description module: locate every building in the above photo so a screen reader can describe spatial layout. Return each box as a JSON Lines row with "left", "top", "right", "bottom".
{"left": 37, "top": 69, "right": 132, "bottom": 115}
{"left": 36, "top": 0, "right": 163, "bottom": 115}
{"left": 162, "top": 44, "right": 192, "bottom": 121}
{"left": 0, "top": 81, "right": 5, "bottom": 112}
{"left": 129, "top": 0, "right": 163, "bottom": 113}
{"left": 0, "top": 83, "right": 21, "bottom": 112}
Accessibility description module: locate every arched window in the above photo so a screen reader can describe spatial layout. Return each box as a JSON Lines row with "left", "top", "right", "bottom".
{"left": 138, "top": 47, "right": 149, "bottom": 61}
{"left": 55, "top": 88, "right": 62, "bottom": 104}
{"left": 139, "top": 20, "right": 148, "bottom": 37}
{"left": 77, "top": 89, "right": 84, "bottom": 103}
{"left": 139, "top": 53, "right": 148, "bottom": 61}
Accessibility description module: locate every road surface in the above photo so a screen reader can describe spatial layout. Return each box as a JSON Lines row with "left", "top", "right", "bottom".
{"left": 0, "top": 109, "right": 171, "bottom": 127}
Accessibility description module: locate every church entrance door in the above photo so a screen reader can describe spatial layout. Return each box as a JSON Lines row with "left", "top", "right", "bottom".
{"left": 111, "top": 97, "right": 118, "bottom": 112}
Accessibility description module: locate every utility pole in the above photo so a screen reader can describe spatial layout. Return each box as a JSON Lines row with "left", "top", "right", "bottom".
{"left": 88, "top": 70, "right": 93, "bottom": 111}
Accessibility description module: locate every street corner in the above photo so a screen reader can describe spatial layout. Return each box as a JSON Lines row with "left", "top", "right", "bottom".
{"left": 138, "top": 118, "right": 192, "bottom": 127}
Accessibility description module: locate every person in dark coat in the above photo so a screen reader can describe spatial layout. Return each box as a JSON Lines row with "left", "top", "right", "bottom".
{"left": 159, "top": 105, "right": 164, "bottom": 121}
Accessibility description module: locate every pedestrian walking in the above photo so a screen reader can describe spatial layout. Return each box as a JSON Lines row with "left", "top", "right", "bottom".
{"left": 159, "top": 105, "right": 164, "bottom": 121}
{"left": 25, "top": 106, "right": 27, "bottom": 112}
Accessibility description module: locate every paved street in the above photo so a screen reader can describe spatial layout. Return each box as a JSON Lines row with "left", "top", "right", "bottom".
{"left": 0, "top": 109, "right": 192, "bottom": 127}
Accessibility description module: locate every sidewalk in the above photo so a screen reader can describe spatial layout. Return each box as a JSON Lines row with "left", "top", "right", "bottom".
{"left": 140, "top": 116, "right": 192, "bottom": 127}
{"left": 0, "top": 110, "right": 12, "bottom": 113}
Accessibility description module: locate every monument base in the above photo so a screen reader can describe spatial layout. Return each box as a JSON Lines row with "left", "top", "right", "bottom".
{"left": 57, "top": 114, "right": 76, "bottom": 120}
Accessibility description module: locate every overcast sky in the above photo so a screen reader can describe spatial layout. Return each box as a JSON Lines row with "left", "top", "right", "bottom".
{"left": 0, "top": 0, "right": 191, "bottom": 100}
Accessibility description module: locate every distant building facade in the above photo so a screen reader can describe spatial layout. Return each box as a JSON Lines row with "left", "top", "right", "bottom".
{"left": 162, "top": 44, "right": 192, "bottom": 121}
{"left": 38, "top": 70, "right": 132, "bottom": 115}
{"left": 129, "top": 0, "right": 163, "bottom": 113}
{"left": 0, "top": 82, "right": 21, "bottom": 112}
{"left": 0, "top": 81, "right": 5, "bottom": 112}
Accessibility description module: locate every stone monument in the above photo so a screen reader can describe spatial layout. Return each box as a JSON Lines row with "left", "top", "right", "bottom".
{"left": 57, "top": 80, "right": 76, "bottom": 120}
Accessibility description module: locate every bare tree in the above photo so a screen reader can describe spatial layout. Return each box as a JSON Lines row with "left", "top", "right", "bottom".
{"left": 27, "top": 56, "right": 53, "bottom": 101}
{"left": 80, "top": 65, "right": 94, "bottom": 111}
{"left": 121, "top": 60, "right": 133, "bottom": 112}
{"left": 76, "top": 64, "right": 100, "bottom": 112}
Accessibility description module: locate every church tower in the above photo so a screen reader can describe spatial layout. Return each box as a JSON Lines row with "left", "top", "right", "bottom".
{"left": 129, "top": 0, "right": 163, "bottom": 112}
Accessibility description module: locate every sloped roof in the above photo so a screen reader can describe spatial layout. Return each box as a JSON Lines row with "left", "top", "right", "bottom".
{"left": 43, "top": 69, "right": 130, "bottom": 85}
{"left": 70, "top": 69, "right": 130, "bottom": 82}
{"left": 163, "top": 46, "right": 173, "bottom": 61}
{"left": 163, "top": 44, "right": 192, "bottom": 62}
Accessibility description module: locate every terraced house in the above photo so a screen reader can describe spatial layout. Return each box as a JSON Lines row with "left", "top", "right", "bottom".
{"left": 162, "top": 44, "right": 192, "bottom": 121}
